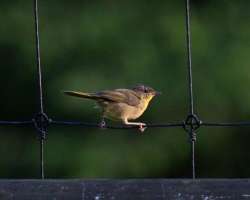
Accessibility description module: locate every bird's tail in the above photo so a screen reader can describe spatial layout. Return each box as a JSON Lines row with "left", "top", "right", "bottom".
{"left": 63, "top": 91, "right": 99, "bottom": 100}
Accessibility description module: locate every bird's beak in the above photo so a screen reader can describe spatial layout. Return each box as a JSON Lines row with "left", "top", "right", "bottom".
{"left": 154, "top": 91, "right": 161, "bottom": 96}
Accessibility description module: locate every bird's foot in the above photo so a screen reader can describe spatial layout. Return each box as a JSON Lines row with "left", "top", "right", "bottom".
{"left": 99, "top": 119, "right": 106, "bottom": 129}
{"left": 138, "top": 123, "right": 147, "bottom": 133}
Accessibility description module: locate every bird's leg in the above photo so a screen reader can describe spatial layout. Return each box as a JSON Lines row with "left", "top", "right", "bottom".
{"left": 123, "top": 119, "right": 147, "bottom": 133}
{"left": 99, "top": 116, "right": 106, "bottom": 129}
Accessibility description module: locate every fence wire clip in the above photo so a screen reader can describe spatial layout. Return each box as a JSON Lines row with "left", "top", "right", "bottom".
{"left": 33, "top": 112, "right": 51, "bottom": 140}
{"left": 183, "top": 114, "right": 202, "bottom": 142}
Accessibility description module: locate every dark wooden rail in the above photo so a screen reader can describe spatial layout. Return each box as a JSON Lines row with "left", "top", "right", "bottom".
{"left": 0, "top": 179, "right": 250, "bottom": 200}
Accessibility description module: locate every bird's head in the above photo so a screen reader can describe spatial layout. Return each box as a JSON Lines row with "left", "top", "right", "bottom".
{"left": 132, "top": 84, "right": 161, "bottom": 103}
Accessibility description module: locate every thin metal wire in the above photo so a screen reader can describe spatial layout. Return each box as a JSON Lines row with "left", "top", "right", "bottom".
{"left": 185, "top": 0, "right": 194, "bottom": 115}
{"left": 33, "top": 0, "right": 45, "bottom": 179}
{"left": 3, "top": 119, "right": 250, "bottom": 127}
{"left": 40, "top": 139, "right": 44, "bottom": 179}
{"left": 0, "top": 121, "right": 33, "bottom": 125}
{"left": 191, "top": 141, "right": 195, "bottom": 179}
{"left": 51, "top": 120, "right": 183, "bottom": 129}
{"left": 34, "top": 0, "right": 44, "bottom": 113}
{"left": 184, "top": 0, "right": 196, "bottom": 179}
{"left": 202, "top": 122, "right": 250, "bottom": 127}
{"left": 2, "top": 119, "right": 250, "bottom": 129}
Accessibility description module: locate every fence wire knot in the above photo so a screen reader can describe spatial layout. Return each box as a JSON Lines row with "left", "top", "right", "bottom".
{"left": 33, "top": 112, "right": 51, "bottom": 140}
{"left": 183, "top": 114, "right": 201, "bottom": 142}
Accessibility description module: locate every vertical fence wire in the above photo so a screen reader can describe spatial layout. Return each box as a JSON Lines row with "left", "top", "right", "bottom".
{"left": 191, "top": 139, "right": 195, "bottom": 178}
{"left": 33, "top": 0, "right": 45, "bottom": 179}
{"left": 185, "top": 0, "right": 194, "bottom": 115}
{"left": 34, "top": 0, "right": 43, "bottom": 112}
{"left": 40, "top": 139, "right": 44, "bottom": 179}
{"left": 184, "top": 0, "right": 196, "bottom": 179}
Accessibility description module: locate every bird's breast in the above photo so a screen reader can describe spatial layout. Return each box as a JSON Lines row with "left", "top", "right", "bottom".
{"left": 100, "top": 100, "right": 149, "bottom": 121}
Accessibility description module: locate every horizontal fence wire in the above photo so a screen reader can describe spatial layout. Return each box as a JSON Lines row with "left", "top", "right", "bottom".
{"left": 0, "top": 121, "right": 33, "bottom": 125}
{"left": 202, "top": 122, "right": 250, "bottom": 127}
{"left": 0, "top": 0, "right": 249, "bottom": 179}
{"left": 51, "top": 120, "right": 184, "bottom": 129}
{"left": 2, "top": 120, "right": 250, "bottom": 128}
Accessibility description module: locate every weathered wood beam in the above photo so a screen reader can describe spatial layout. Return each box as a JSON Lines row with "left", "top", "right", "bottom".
{"left": 0, "top": 179, "right": 250, "bottom": 200}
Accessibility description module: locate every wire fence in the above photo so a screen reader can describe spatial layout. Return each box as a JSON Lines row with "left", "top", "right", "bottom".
{"left": 1, "top": 0, "right": 250, "bottom": 179}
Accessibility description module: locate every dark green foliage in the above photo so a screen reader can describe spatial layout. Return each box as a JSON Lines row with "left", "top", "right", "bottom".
{"left": 1, "top": 0, "right": 250, "bottom": 178}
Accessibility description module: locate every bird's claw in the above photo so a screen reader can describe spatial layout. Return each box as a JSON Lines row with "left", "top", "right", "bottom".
{"left": 99, "top": 119, "right": 106, "bottom": 129}
{"left": 138, "top": 123, "right": 147, "bottom": 133}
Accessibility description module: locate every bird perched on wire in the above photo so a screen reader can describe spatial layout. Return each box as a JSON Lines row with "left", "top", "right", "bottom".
{"left": 63, "top": 85, "right": 160, "bottom": 132}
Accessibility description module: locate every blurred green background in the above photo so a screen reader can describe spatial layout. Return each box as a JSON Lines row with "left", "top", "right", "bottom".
{"left": 1, "top": 0, "right": 250, "bottom": 178}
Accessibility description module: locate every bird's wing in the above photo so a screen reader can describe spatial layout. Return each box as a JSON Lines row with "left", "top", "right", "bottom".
{"left": 96, "top": 89, "right": 141, "bottom": 106}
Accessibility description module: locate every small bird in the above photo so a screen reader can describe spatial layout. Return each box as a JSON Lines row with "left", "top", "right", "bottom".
{"left": 63, "top": 85, "right": 160, "bottom": 132}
